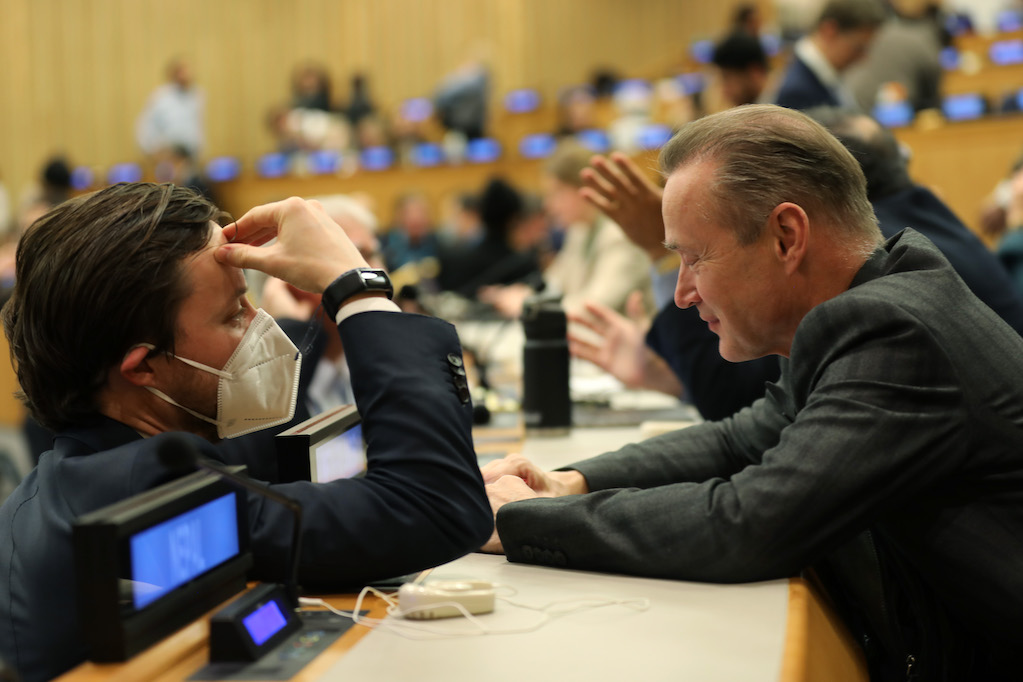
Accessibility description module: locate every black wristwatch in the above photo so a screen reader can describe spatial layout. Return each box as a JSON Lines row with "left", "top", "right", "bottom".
{"left": 322, "top": 268, "right": 393, "bottom": 320}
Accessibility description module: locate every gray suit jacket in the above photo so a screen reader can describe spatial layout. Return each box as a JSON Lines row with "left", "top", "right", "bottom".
{"left": 496, "top": 230, "right": 1023, "bottom": 676}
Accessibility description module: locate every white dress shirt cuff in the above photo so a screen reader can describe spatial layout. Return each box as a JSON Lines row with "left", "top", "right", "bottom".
{"left": 334, "top": 296, "right": 401, "bottom": 325}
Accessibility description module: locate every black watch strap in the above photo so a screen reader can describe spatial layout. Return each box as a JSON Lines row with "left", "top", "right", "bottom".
{"left": 322, "top": 268, "right": 394, "bottom": 321}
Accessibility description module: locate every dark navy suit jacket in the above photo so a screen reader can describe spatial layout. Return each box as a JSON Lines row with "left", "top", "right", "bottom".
{"left": 0, "top": 312, "right": 492, "bottom": 682}
{"left": 647, "top": 184, "right": 1023, "bottom": 421}
{"left": 773, "top": 54, "right": 841, "bottom": 111}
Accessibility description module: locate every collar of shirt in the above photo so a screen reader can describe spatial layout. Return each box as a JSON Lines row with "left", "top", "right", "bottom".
{"left": 795, "top": 37, "right": 843, "bottom": 92}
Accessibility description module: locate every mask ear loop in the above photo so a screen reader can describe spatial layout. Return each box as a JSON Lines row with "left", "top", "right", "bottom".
{"left": 294, "top": 301, "right": 327, "bottom": 361}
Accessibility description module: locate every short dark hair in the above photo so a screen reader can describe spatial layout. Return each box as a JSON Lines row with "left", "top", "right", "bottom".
{"left": 712, "top": 31, "right": 768, "bottom": 71}
{"left": 2, "top": 183, "right": 223, "bottom": 430}
{"left": 817, "top": 0, "right": 887, "bottom": 31}
{"left": 658, "top": 104, "right": 880, "bottom": 254}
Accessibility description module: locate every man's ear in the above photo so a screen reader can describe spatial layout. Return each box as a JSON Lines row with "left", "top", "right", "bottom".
{"left": 120, "top": 346, "right": 157, "bottom": 387}
{"left": 768, "top": 202, "right": 809, "bottom": 274}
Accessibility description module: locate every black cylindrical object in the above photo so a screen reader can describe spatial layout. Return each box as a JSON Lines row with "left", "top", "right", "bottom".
{"left": 521, "top": 295, "right": 571, "bottom": 434}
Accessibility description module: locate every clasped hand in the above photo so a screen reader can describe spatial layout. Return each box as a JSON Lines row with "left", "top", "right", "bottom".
{"left": 479, "top": 454, "right": 587, "bottom": 554}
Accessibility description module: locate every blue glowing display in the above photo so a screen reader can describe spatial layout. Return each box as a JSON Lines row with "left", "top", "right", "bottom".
{"left": 130, "top": 492, "right": 239, "bottom": 609}
{"left": 107, "top": 163, "right": 143, "bottom": 184}
{"left": 942, "top": 93, "right": 986, "bottom": 121}
{"left": 242, "top": 599, "right": 289, "bottom": 646}
{"left": 206, "top": 157, "right": 241, "bottom": 182}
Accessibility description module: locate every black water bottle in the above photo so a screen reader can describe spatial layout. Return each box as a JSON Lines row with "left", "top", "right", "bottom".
{"left": 521, "top": 294, "right": 571, "bottom": 435}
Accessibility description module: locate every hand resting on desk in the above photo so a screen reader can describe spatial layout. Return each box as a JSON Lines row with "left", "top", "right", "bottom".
{"left": 479, "top": 454, "right": 589, "bottom": 553}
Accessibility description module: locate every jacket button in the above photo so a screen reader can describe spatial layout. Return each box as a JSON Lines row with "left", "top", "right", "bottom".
{"left": 447, "top": 353, "right": 463, "bottom": 368}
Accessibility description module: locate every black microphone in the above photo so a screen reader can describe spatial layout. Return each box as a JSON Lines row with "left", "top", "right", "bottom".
{"left": 156, "top": 434, "right": 304, "bottom": 607}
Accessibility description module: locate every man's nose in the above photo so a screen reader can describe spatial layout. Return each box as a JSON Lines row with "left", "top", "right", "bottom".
{"left": 674, "top": 265, "right": 700, "bottom": 309}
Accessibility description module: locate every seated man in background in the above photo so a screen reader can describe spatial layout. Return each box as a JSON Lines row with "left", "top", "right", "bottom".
{"left": 575, "top": 106, "right": 1023, "bottom": 420}
{"left": 0, "top": 184, "right": 491, "bottom": 682}
{"left": 773, "top": 0, "right": 885, "bottom": 110}
{"left": 484, "top": 105, "right": 1023, "bottom": 680}
{"left": 711, "top": 30, "right": 771, "bottom": 108}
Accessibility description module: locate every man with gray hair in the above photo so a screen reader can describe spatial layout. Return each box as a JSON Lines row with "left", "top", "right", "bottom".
{"left": 774, "top": 0, "right": 886, "bottom": 110}
{"left": 482, "top": 105, "right": 1023, "bottom": 679}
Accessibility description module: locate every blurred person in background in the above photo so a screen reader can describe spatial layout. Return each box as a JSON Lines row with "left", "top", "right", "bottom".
{"left": 136, "top": 57, "right": 204, "bottom": 161}
{"left": 843, "top": 0, "right": 945, "bottom": 113}
{"left": 381, "top": 192, "right": 440, "bottom": 272}
{"left": 479, "top": 141, "right": 651, "bottom": 318}
{"left": 343, "top": 73, "right": 377, "bottom": 127}
{"left": 555, "top": 86, "right": 599, "bottom": 138}
{"left": 291, "top": 61, "right": 333, "bottom": 112}
{"left": 711, "top": 30, "right": 772, "bottom": 107}
{"left": 438, "top": 178, "right": 543, "bottom": 298}
{"left": 437, "top": 191, "right": 483, "bottom": 248}
{"left": 773, "top": 0, "right": 886, "bottom": 110}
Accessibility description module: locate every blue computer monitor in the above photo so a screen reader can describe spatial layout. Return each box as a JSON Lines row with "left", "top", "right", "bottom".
{"left": 107, "top": 163, "right": 142, "bottom": 184}
{"left": 996, "top": 9, "right": 1023, "bottom": 33}
{"left": 635, "top": 124, "right": 673, "bottom": 150}
{"left": 505, "top": 89, "right": 541, "bottom": 113}
{"left": 359, "top": 146, "right": 394, "bottom": 171}
{"left": 307, "top": 150, "right": 341, "bottom": 175}
{"left": 277, "top": 404, "right": 365, "bottom": 483}
{"left": 205, "top": 157, "right": 241, "bottom": 182}
{"left": 990, "top": 39, "right": 1023, "bottom": 66}
{"left": 942, "top": 93, "right": 986, "bottom": 121}
{"left": 873, "top": 101, "right": 914, "bottom": 128}
{"left": 675, "top": 72, "right": 706, "bottom": 96}
{"left": 256, "top": 153, "right": 290, "bottom": 178}
{"left": 71, "top": 166, "right": 94, "bottom": 191}
{"left": 466, "top": 138, "right": 502, "bottom": 163}
{"left": 411, "top": 143, "right": 445, "bottom": 167}
{"left": 576, "top": 129, "right": 611, "bottom": 153}
{"left": 690, "top": 39, "right": 714, "bottom": 64}
{"left": 401, "top": 97, "right": 433, "bottom": 122}
{"left": 519, "top": 133, "right": 557, "bottom": 159}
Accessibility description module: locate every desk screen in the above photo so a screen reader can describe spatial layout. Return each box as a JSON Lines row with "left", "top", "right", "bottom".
{"left": 129, "top": 492, "right": 240, "bottom": 609}
{"left": 243, "top": 598, "right": 289, "bottom": 646}
{"left": 311, "top": 423, "right": 366, "bottom": 483}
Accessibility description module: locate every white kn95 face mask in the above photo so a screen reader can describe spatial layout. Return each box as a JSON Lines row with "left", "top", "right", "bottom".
{"left": 139, "top": 309, "right": 302, "bottom": 439}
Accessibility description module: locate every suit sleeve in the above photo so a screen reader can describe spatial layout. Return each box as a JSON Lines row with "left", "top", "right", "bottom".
{"left": 243, "top": 312, "right": 492, "bottom": 587}
{"left": 496, "top": 299, "right": 969, "bottom": 583}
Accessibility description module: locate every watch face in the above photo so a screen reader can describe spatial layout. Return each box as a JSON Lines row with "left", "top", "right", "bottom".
{"left": 359, "top": 270, "right": 389, "bottom": 287}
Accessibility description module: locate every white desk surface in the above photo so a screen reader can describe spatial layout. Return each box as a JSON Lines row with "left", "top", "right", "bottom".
{"left": 323, "top": 426, "right": 789, "bottom": 682}
{"left": 319, "top": 553, "right": 789, "bottom": 682}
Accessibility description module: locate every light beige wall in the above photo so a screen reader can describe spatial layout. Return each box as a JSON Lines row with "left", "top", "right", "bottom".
{"left": 0, "top": 0, "right": 756, "bottom": 205}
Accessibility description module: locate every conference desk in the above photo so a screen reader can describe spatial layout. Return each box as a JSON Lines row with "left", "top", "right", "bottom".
{"left": 59, "top": 427, "right": 867, "bottom": 682}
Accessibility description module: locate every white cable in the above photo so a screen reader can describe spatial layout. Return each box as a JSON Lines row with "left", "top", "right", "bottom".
{"left": 298, "top": 584, "right": 651, "bottom": 641}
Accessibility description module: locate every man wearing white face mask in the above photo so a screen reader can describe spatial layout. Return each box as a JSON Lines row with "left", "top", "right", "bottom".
{"left": 0, "top": 183, "right": 492, "bottom": 682}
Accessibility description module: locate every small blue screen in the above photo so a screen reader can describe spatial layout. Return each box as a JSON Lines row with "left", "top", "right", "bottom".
{"left": 519, "top": 133, "right": 556, "bottom": 159}
{"left": 130, "top": 492, "right": 239, "bottom": 610}
{"left": 505, "top": 89, "right": 540, "bottom": 113}
{"left": 360, "top": 146, "right": 394, "bottom": 171}
{"left": 942, "top": 94, "right": 985, "bottom": 121}
{"left": 466, "top": 138, "right": 501, "bottom": 163}
{"left": 401, "top": 98, "right": 433, "bottom": 122}
{"left": 243, "top": 599, "right": 289, "bottom": 646}
{"left": 257, "top": 153, "right": 290, "bottom": 178}
{"left": 990, "top": 40, "right": 1023, "bottom": 66}
{"left": 873, "top": 101, "right": 914, "bottom": 128}
{"left": 107, "top": 163, "right": 143, "bottom": 184}
{"left": 307, "top": 150, "right": 341, "bottom": 175}
{"left": 575, "top": 129, "right": 610, "bottom": 153}
{"left": 71, "top": 166, "right": 94, "bottom": 191}
{"left": 206, "top": 157, "right": 241, "bottom": 182}
{"left": 636, "top": 124, "right": 672, "bottom": 150}
{"left": 411, "top": 143, "right": 444, "bottom": 167}
{"left": 690, "top": 39, "right": 714, "bottom": 64}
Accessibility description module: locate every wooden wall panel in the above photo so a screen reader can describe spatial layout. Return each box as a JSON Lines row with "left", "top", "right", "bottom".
{"left": 0, "top": 0, "right": 752, "bottom": 207}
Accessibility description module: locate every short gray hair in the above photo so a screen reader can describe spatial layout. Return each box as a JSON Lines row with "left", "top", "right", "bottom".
{"left": 658, "top": 104, "right": 881, "bottom": 255}
{"left": 307, "top": 194, "right": 378, "bottom": 233}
